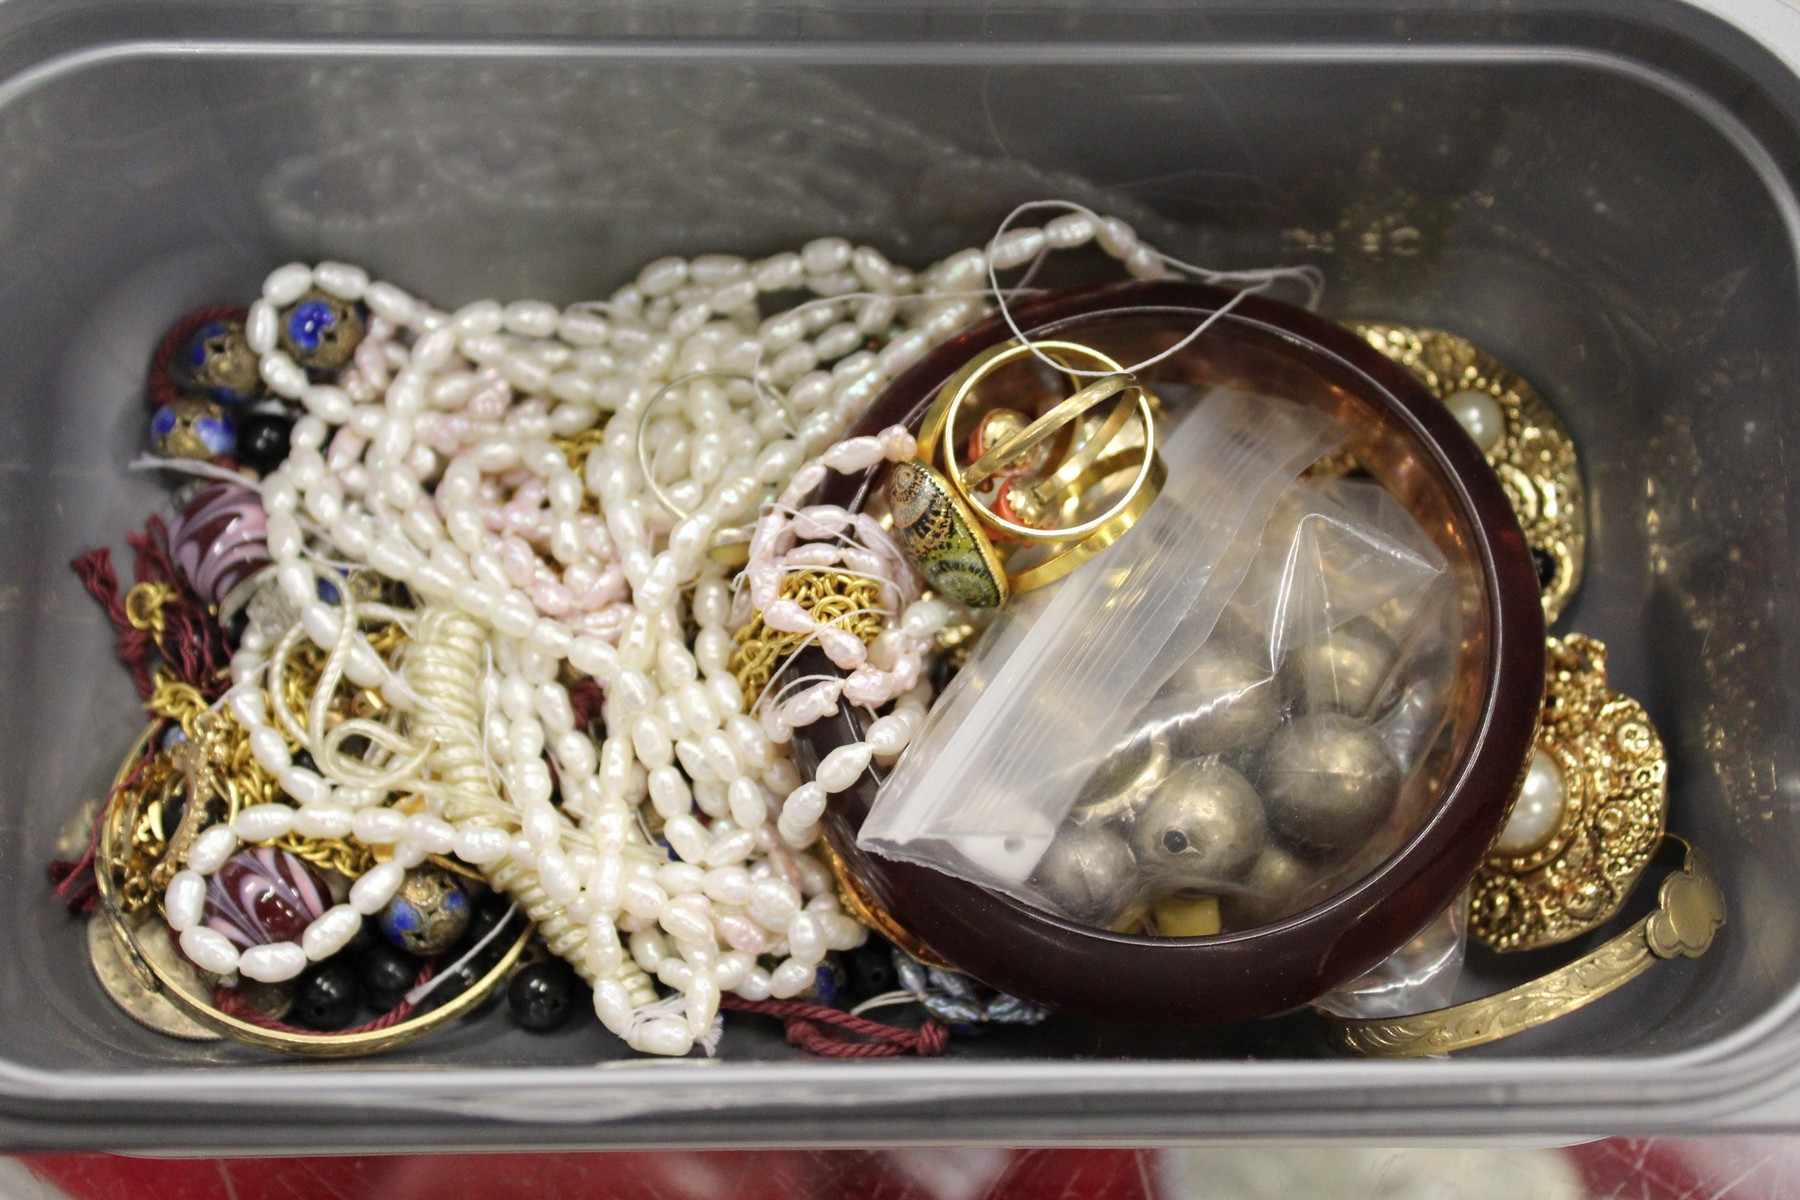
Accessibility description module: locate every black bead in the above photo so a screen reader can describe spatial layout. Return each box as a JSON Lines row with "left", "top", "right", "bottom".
{"left": 1532, "top": 547, "right": 1558, "bottom": 588}
{"left": 358, "top": 941, "right": 418, "bottom": 1012}
{"left": 508, "top": 960, "right": 584, "bottom": 1032}
{"left": 236, "top": 412, "right": 294, "bottom": 475}
{"left": 843, "top": 938, "right": 900, "bottom": 1000}
{"left": 293, "top": 962, "right": 360, "bottom": 1030}
{"left": 343, "top": 917, "right": 378, "bottom": 958}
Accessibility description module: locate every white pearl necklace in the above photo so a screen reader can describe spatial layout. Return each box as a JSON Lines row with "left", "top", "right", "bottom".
{"left": 173, "top": 212, "right": 1167, "bottom": 1054}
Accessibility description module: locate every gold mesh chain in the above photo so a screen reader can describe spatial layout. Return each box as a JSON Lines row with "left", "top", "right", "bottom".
{"left": 730, "top": 569, "right": 886, "bottom": 704}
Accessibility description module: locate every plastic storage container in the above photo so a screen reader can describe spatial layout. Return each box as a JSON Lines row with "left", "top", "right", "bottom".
{"left": 3, "top": 0, "right": 1799, "bottom": 1150}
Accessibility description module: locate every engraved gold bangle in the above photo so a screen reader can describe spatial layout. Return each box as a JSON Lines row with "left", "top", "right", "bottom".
{"left": 1326, "top": 837, "right": 1724, "bottom": 1057}
{"left": 94, "top": 725, "right": 533, "bottom": 1058}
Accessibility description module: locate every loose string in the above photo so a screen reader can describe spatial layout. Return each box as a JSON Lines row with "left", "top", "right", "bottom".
{"left": 127, "top": 456, "right": 256, "bottom": 487}
{"left": 403, "top": 902, "right": 520, "bottom": 1007}
{"left": 985, "top": 199, "right": 1326, "bottom": 380}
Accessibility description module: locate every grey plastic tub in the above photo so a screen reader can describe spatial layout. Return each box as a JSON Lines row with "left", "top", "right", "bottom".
{"left": 3, "top": 0, "right": 1799, "bottom": 1151}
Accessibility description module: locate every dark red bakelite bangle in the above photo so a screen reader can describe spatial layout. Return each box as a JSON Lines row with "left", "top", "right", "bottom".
{"left": 789, "top": 280, "right": 1545, "bottom": 1025}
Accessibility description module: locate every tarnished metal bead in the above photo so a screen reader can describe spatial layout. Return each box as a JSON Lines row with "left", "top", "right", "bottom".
{"left": 1153, "top": 640, "right": 1283, "bottom": 757}
{"left": 1030, "top": 825, "right": 1136, "bottom": 926}
{"left": 1128, "top": 760, "right": 1267, "bottom": 886}
{"left": 1067, "top": 728, "right": 1172, "bottom": 831}
{"left": 1260, "top": 712, "right": 1400, "bottom": 861}
{"left": 1289, "top": 618, "right": 1397, "bottom": 719}
{"left": 183, "top": 318, "right": 264, "bottom": 405}
{"left": 1220, "top": 845, "right": 1324, "bottom": 931}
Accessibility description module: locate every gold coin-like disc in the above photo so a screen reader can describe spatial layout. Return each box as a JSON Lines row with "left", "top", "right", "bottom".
{"left": 1470, "top": 634, "right": 1668, "bottom": 952}
{"left": 86, "top": 913, "right": 220, "bottom": 1042}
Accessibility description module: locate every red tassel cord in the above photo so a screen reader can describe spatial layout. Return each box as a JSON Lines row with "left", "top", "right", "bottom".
{"left": 720, "top": 994, "right": 949, "bottom": 1058}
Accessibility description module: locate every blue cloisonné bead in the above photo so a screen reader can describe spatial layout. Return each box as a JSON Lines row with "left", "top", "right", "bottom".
{"left": 808, "top": 961, "right": 848, "bottom": 1009}
{"left": 378, "top": 866, "right": 473, "bottom": 956}
{"left": 182, "top": 319, "right": 263, "bottom": 405}
{"left": 151, "top": 397, "right": 236, "bottom": 460}
{"left": 278, "top": 291, "right": 365, "bottom": 372}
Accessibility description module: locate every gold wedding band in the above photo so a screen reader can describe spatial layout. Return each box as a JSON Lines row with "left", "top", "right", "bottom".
{"left": 962, "top": 373, "right": 1132, "bottom": 491}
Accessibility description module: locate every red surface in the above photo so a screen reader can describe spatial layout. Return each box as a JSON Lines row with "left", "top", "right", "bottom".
{"left": 23, "top": 1141, "right": 1800, "bottom": 1199}
{"left": 20, "top": 1148, "right": 1153, "bottom": 1200}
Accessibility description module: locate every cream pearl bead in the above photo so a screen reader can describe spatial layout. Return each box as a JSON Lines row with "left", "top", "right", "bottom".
{"left": 352, "top": 806, "right": 405, "bottom": 844}
{"left": 813, "top": 743, "right": 872, "bottom": 794}
{"left": 1495, "top": 748, "right": 1568, "bottom": 856}
{"left": 164, "top": 871, "right": 207, "bottom": 932}
{"left": 240, "top": 942, "right": 308, "bottom": 984}
{"left": 350, "top": 861, "right": 406, "bottom": 914}
{"left": 768, "top": 958, "right": 816, "bottom": 999}
{"left": 179, "top": 927, "right": 241, "bottom": 976}
{"left": 187, "top": 825, "right": 238, "bottom": 874}
{"left": 1445, "top": 388, "right": 1505, "bottom": 454}
{"left": 302, "top": 904, "right": 363, "bottom": 960}
{"left": 232, "top": 804, "right": 296, "bottom": 842}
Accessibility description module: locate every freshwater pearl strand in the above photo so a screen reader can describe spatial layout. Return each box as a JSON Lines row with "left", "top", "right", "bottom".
{"left": 196, "top": 215, "right": 1168, "bottom": 1052}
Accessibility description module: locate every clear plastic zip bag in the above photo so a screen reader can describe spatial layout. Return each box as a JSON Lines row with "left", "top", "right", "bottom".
{"left": 860, "top": 387, "right": 1461, "bottom": 938}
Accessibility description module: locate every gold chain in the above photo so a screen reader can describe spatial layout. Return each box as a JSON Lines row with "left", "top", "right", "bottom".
{"left": 124, "top": 581, "right": 174, "bottom": 638}
{"left": 730, "top": 569, "right": 885, "bottom": 704}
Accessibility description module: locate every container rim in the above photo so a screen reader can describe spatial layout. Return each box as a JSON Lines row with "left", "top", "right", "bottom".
{"left": 2, "top": 0, "right": 1799, "bottom": 1145}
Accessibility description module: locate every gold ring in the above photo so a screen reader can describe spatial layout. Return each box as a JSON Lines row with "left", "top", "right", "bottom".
{"left": 1004, "top": 448, "right": 1168, "bottom": 596}
{"left": 936, "top": 348, "right": 1161, "bottom": 546}
{"left": 961, "top": 373, "right": 1132, "bottom": 492}
{"left": 1326, "top": 837, "right": 1723, "bottom": 1057}
{"left": 916, "top": 339, "right": 1115, "bottom": 465}
{"left": 95, "top": 725, "right": 533, "bottom": 1057}
{"left": 894, "top": 338, "right": 1166, "bottom": 604}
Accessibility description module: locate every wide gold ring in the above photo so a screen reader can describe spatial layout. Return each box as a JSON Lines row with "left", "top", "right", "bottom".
{"left": 1325, "top": 837, "right": 1724, "bottom": 1057}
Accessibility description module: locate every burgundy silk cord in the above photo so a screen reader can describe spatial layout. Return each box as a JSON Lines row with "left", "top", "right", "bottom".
{"left": 128, "top": 515, "right": 231, "bottom": 698}
{"left": 720, "top": 994, "right": 949, "bottom": 1058}
{"left": 211, "top": 960, "right": 439, "bottom": 1036}
{"left": 71, "top": 548, "right": 156, "bottom": 701}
